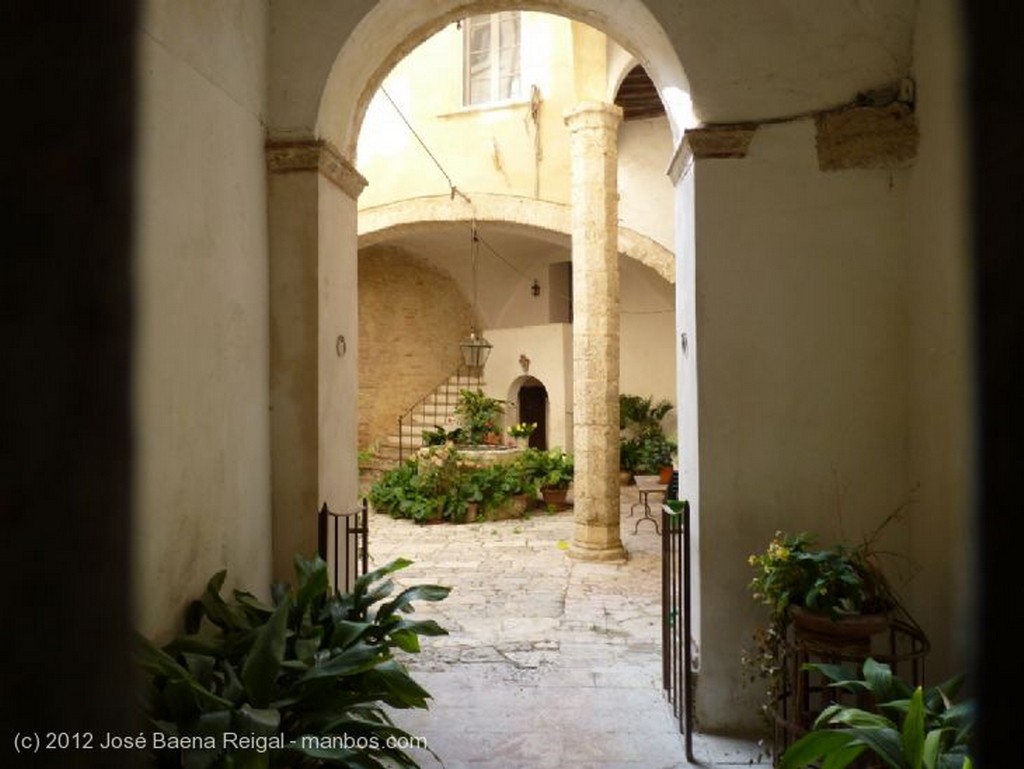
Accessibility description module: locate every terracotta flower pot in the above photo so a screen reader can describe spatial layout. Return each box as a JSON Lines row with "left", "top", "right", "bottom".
{"left": 541, "top": 486, "right": 569, "bottom": 510}
{"left": 790, "top": 606, "right": 890, "bottom": 644}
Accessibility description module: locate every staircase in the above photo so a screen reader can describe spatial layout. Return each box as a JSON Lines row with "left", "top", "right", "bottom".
{"left": 372, "top": 366, "right": 484, "bottom": 468}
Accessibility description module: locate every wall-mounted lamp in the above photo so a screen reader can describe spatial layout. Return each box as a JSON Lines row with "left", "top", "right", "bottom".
{"left": 530, "top": 279, "right": 541, "bottom": 297}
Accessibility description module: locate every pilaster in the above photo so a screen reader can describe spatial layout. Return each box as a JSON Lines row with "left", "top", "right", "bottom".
{"left": 265, "top": 138, "right": 366, "bottom": 581}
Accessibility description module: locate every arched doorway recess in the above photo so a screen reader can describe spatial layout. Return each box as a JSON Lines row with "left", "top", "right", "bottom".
{"left": 509, "top": 375, "right": 550, "bottom": 450}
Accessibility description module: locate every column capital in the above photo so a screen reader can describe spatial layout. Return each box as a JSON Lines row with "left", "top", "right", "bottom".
{"left": 563, "top": 101, "right": 623, "bottom": 132}
{"left": 266, "top": 139, "right": 368, "bottom": 200}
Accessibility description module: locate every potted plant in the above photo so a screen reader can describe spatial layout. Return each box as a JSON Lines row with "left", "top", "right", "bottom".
{"left": 507, "top": 421, "right": 537, "bottom": 449}
{"left": 779, "top": 658, "right": 975, "bottom": 769}
{"left": 136, "top": 555, "right": 449, "bottom": 768}
{"left": 619, "top": 438, "right": 641, "bottom": 485}
{"left": 747, "top": 530, "right": 899, "bottom": 639}
{"left": 520, "top": 448, "right": 573, "bottom": 510}
{"left": 455, "top": 388, "right": 506, "bottom": 446}
{"left": 485, "top": 460, "right": 537, "bottom": 519}
{"left": 619, "top": 393, "right": 676, "bottom": 480}
{"left": 742, "top": 512, "right": 919, "bottom": 743}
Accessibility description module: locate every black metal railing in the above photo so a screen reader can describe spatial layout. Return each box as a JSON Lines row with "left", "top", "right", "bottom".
{"left": 662, "top": 490, "right": 695, "bottom": 763}
{"left": 317, "top": 499, "right": 369, "bottom": 594}
{"left": 396, "top": 364, "right": 482, "bottom": 462}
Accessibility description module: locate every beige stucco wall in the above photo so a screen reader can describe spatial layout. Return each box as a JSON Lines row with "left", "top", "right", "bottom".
{"left": 619, "top": 257, "right": 677, "bottom": 432}
{"left": 133, "top": 0, "right": 272, "bottom": 639}
{"left": 357, "top": 13, "right": 577, "bottom": 209}
{"left": 485, "top": 324, "right": 574, "bottom": 450}
{"left": 905, "top": 0, "right": 972, "bottom": 682}
{"left": 690, "top": 119, "right": 912, "bottom": 730}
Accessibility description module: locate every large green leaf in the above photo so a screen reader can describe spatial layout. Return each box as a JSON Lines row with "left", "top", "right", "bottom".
{"left": 377, "top": 584, "right": 452, "bottom": 623}
{"left": 241, "top": 594, "right": 291, "bottom": 707}
{"left": 135, "top": 634, "right": 234, "bottom": 714}
{"left": 922, "top": 727, "right": 943, "bottom": 769}
{"left": 233, "top": 704, "right": 281, "bottom": 736}
{"left": 779, "top": 730, "right": 858, "bottom": 768}
{"left": 294, "top": 553, "right": 330, "bottom": 616}
{"left": 299, "top": 641, "right": 384, "bottom": 682}
{"left": 902, "top": 686, "right": 926, "bottom": 769}
{"left": 845, "top": 727, "right": 905, "bottom": 769}
{"left": 825, "top": 706, "right": 897, "bottom": 731}
{"left": 863, "top": 657, "right": 897, "bottom": 699}
{"left": 361, "top": 659, "right": 432, "bottom": 709}
{"left": 197, "top": 570, "right": 252, "bottom": 632}
{"left": 330, "top": 619, "right": 374, "bottom": 649}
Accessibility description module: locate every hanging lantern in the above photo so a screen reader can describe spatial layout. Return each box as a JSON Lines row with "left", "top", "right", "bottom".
{"left": 460, "top": 329, "right": 493, "bottom": 369}
{"left": 460, "top": 222, "right": 493, "bottom": 372}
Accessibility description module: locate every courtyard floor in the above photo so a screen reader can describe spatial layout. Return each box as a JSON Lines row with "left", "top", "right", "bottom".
{"left": 365, "top": 485, "right": 771, "bottom": 769}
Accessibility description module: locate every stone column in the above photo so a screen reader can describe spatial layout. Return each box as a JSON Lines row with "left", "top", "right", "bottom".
{"left": 563, "top": 102, "right": 627, "bottom": 562}
{"left": 266, "top": 139, "right": 366, "bottom": 581}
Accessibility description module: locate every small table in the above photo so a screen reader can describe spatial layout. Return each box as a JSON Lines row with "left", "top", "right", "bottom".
{"left": 630, "top": 475, "right": 667, "bottom": 533}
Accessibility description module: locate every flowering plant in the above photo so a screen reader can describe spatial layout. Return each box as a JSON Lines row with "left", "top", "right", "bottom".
{"left": 742, "top": 524, "right": 906, "bottom": 732}
{"left": 748, "top": 531, "right": 896, "bottom": 623}
{"left": 507, "top": 422, "right": 537, "bottom": 439}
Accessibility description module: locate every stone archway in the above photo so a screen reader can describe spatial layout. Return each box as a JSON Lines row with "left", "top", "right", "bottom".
{"left": 360, "top": 195, "right": 676, "bottom": 283}
{"left": 264, "top": 0, "right": 702, "bottom": 724}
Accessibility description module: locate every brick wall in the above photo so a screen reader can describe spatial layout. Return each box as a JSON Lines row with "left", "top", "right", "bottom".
{"left": 358, "top": 245, "right": 474, "bottom": 449}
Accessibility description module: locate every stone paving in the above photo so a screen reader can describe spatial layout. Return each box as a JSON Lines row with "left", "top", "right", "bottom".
{"left": 364, "top": 487, "right": 771, "bottom": 769}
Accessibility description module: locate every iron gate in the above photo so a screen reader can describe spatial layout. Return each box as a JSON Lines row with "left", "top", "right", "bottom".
{"left": 661, "top": 491, "right": 695, "bottom": 762}
{"left": 317, "top": 499, "right": 369, "bottom": 594}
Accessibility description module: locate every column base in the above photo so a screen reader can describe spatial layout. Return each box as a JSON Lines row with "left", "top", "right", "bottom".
{"left": 568, "top": 540, "right": 629, "bottom": 563}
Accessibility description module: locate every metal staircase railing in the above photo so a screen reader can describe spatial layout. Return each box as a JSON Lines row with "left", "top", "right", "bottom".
{"left": 396, "top": 364, "right": 482, "bottom": 462}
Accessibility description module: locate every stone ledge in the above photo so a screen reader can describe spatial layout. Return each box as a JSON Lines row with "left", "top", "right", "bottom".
{"left": 266, "top": 139, "right": 367, "bottom": 198}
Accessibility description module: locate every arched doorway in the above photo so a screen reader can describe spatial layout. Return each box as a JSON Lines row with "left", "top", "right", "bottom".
{"left": 516, "top": 377, "right": 549, "bottom": 450}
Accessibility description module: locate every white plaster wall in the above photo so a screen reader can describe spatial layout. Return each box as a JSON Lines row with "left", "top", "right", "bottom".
{"left": 619, "top": 255, "right": 677, "bottom": 429}
{"left": 691, "top": 120, "right": 911, "bottom": 731}
{"left": 619, "top": 116, "right": 675, "bottom": 251}
{"left": 133, "top": 0, "right": 272, "bottom": 638}
{"left": 319, "top": 177, "right": 362, "bottom": 514}
{"left": 483, "top": 324, "right": 573, "bottom": 452}
{"left": 905, "top": 0, "right": 972, "bottom": 684}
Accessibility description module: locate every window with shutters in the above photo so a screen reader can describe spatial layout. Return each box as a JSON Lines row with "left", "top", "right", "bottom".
{"left": 463, "top": 12, "right": 521, "bottom": 106}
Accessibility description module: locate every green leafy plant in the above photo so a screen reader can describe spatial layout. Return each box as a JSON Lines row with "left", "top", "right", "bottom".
{"left": 369, "top": 449, "right": 542, "bottom": 523}
{"left": 420, "top": 425, "right": 463, "bottom": 447}
{"left": 619, "top": 394, "right": 673, "bottom": 433}
{"left": 619, "top": 393, "right": 676, "bottom": 475}
{"left": 368, "top": 460, "right": 434, "bottom": 522}
{"left": 136, "top": 555, "right": 450, "bottom": 768}
{"left": 779, "top": 658, "right": 975, "bottom": 769}
{"left": 520, "top": 448, "right": 574, "bottom": 490}
{"left": 454, "top": 389, "right": 506, "bottom": 445}
{"left": 748, "top": 531, "right": 898, "bottom": 623}
{"left": 741, "top": 498, "right": 916, "bottom": 737}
